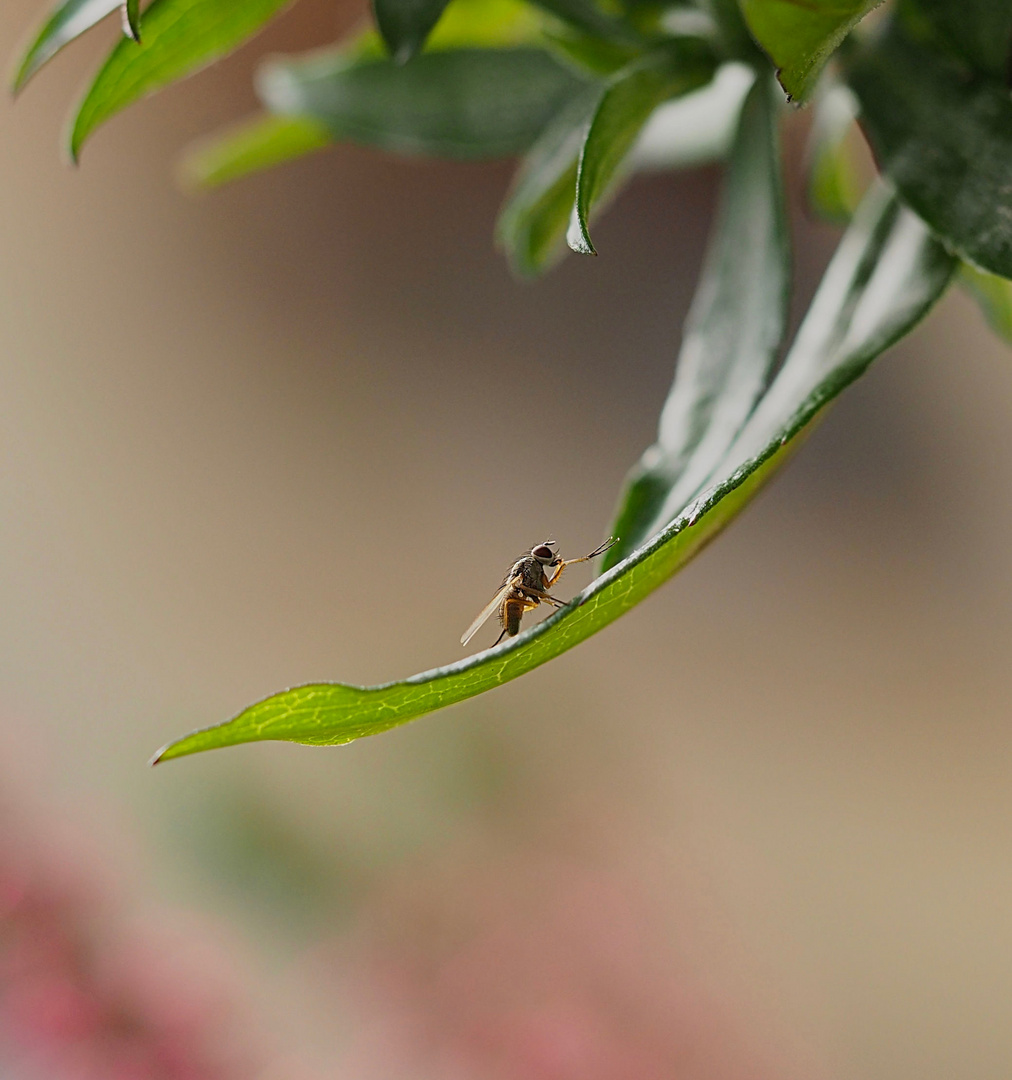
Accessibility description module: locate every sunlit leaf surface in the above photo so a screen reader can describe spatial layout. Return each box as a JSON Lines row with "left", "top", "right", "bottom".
{"left": 739, "top": 0, "right": 882, "bottom": 102}
{"left": 69, "top": 0, "right": 295, "bottom": 159}
{"left": 153, "top": 182, "right": 954, "bottom": 764}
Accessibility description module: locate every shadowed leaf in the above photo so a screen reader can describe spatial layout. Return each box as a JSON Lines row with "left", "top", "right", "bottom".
{"left": 373, "top": 0, "right": 452, "bottom": 62}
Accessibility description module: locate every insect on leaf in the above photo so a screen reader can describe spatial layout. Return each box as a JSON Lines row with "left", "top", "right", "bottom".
{"left": 605, "top": 73, "right": 789, "bottom": 569}
{"left": 69, "top": 0, "right": 297, "bottom": 160}
{"left": 568, "top": 42, "right": 715, "bottom": 255}
{"left": 12, "top": 0, "right": 122, "bottom": 93}
{"left": 152, "top": 182, "right": 954, "bottom": 764}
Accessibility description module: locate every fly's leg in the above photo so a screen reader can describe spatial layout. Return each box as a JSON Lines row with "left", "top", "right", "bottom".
{"left": 518, "top": 585, "right": 566, "bottom": 607}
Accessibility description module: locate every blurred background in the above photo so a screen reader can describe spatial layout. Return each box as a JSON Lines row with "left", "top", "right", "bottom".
{"left": 2, "top": 0, "right": 1012, "bottom": 1077}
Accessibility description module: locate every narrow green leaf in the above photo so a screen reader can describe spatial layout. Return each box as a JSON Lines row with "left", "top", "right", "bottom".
{"left": 959, "top": 263, "right": 1012, "bottom": 346}
{"left": 259, "top": 47, "right": 588, "bottom": 160}
{"left": 496, "top": 86, "right": 599, "bottom": 277}
{"left": 805, "top": 82, "right": 864, "bottom": 224}
{"left": 373, "top": 0, "right": 451, "bottom": 63}
{"left": 629, "top": 61, "right": 754, "bottom": 172}
{"left": 568, "top": 42, "right": 715, "bottom": 255}
{"left": 12, "top": 0, "right": 121, "bottom": 93}
{"left": 122, "top": 0, "right": 141, "bottom": 40}
{"left": 152, "top": 183, "right": 953, "bottom": 764}
{"left": 738, "top": 0, "right": 883, "bottom": 102}
{"left": 847, "top": 15, "right": 1012, "bottom": 278}
{"left": 605, "top": 74, "right": 789, "bottom": 569}
{"left": 69, "top": 0, "right": 296, "bottom": 160}
{"left": 177, "top": 113, "right": 331, "bottom": 189}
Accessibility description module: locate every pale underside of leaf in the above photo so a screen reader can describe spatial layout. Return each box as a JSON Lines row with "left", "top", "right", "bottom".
{"left": 606, "top": 72, "right": 789, "bottom": 568}
{"left": 153, "top": 182, "right": 954, "bottom": 764}
{"left": 12, "top": 0, "right": 122, "bottom": 93}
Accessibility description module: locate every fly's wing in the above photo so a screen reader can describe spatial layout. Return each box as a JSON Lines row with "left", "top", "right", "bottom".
{"left": 460, "top": 578, "right": 518, "bottom": 646}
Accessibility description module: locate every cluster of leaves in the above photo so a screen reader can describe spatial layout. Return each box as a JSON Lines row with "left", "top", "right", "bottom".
{"left": 13, "top": 0, "right": 1012, "bottom": 760}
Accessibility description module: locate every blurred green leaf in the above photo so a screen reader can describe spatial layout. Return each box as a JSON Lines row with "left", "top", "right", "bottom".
{"left": 122, "top": 0, "right": 141, "bottom": 40}
{"left": 847, "top": 15, "right": 1012, "bottom": 278}
{"left": 152, "top": 183, "right": 953, "bottom": 764}
{"left": 529, "top": 0, "right": 644, "bottom": 44}
{"left": 259, "top": 47, "right": 588, "bottom": 159}
{"left": 959, "top": 263, "right": 1012, "bottom": 346}
{"left": 605, "top": 74, "right": 789, "bottom": 568}
{"left": 805, "top": 82, "right": 864, "bottom": 223}
{"left": 69, "top": 0, "right": 296, "bottom": 160}
{"left": 567, "top": 41, "right": 715, "bottom": 254}
{"left": 496, "top": 86, "right": 599, "bottom": 277}
{"left": 905, "top": 0, "right": 1012, "bottom": 77}
{"left": 373, "top": 0, "right": 452, "bottom": 62}
{"left": 178, "top": 113, "right": 331, "bottom": 189}
{"left": 12, "top": 0, "right": 121, "bottom": 93}
{"left": 739, "top": 0, "right": 882, "bottom": 102}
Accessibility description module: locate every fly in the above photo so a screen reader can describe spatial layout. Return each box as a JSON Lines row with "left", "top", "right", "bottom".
{"left": 460, "top": 537, "right": 618, "bottom": 648}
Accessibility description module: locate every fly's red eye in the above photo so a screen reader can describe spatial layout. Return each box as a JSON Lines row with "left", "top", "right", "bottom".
{"left": 532, "top": 545, "right": 554, "bottom": 561}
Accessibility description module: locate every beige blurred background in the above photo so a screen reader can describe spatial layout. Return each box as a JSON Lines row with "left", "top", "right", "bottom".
{"left": 2, "top": 0, "right": 1012, "bottom": 1077}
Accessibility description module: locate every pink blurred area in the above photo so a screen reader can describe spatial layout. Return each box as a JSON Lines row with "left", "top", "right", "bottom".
{"left": 3, "top": 0, "right": 1012, "bottom": 1077}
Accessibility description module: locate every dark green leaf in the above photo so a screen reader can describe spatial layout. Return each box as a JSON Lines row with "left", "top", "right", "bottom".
{"left": 178, "top": 113, "right": 331, "bottom": 189}
{"left": 847, "top": 15, "right": 1012, "bottom": 278}
{"left": 959, "top": 263, "right": 1012, "bottom": 346}
{"left": 152, "top": 183, "right": 953, "bottom": 764}
{"left": 12, "top": 0, "right": 121, "bottom": 93}
{"left": 373, "top": 0, "right": 451, "bottom": 63}
{"left": 605, "top": 74, "right": 789, "bottom": 568}
{"left": 259, "top": 47, "right": 588, "bottom": 159}
{"left": 69, "top": 0, "right": 296, "bottom": 160}
{"left": 568, "top": 41, "right": 715, "bottom": 254}
{"left": 904, "top": 0, "right": 1012, "bottom": 78}
{"left": 738, "top": 0, "right": 883, "bottom": 102}
{"left": 529, "top": 0, "right": 644, "bottom": 46}
{"left": 496, "top": 86, "right": 599, "bottom": 276}
{"left": 122, "top": 0, "right": 141, "bottom": 40}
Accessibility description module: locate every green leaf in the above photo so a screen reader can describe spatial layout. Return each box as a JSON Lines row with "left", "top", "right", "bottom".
{"left": 959, "top": 263, "right": 1012, "bottom": 346}
{"left": 69, "top": 0, "right": 296, "bottom": 160}
{"left": 373, "top": 0, "right": 452, "bottom": 63}
{"left": 805, "top": 82, "right": 864, "bottom": 224}
{"left": 496, "top": 86, "right": 599, "bottom": 277}
{"left": 12, "top": 0, "right": 121, "bottom": 93}
{"left": 846, "top": 15, "right": 1012, "bottom": 278}
{"left": 122, "top": 0, "right": 141, "bottom": 41}
{"left": 529, "top": 0, "right": 644, "bottom": 45}
{"left": 905, "top": 0, "right": 1012, "bottom": 78}
{"left": 568, "top": 41, "right": 715, "bottom": 255}
{"left": 177, "top": 113, "right": 331, "bottom": 189}
{"left": 738, "top": 0, "right": 883, "bottom": 102}
{"left": 152, "top": 182, "right": 953, "bottom": 764}
{"left": 605, "top": 74, "right": 789, "bottom": 569}
{"left": 259, "top": 47, "right": 588, "bottom": 160}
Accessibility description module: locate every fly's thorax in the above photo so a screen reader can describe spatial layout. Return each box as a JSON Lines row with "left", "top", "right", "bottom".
{"left": 518, "top": 556, "right": 548, "bottom": 591}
